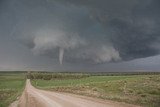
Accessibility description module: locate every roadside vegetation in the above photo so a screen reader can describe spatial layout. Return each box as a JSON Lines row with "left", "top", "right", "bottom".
{"left": 31, "top": 72, "right": 160, "bottom": 107}
{"left": 0, "top": 72, "right": 26, "bottom": 107}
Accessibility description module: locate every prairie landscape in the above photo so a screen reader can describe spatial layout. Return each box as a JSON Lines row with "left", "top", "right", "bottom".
{"left": 1, "top": 0, "right": 160, "bottom": 107}
{"left": 0, "top": 72, "right": 160, "bottom": 107}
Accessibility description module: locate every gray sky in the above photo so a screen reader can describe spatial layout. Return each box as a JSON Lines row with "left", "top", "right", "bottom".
{"left": 0, "top": 0, "right": 160, "bottom": 71}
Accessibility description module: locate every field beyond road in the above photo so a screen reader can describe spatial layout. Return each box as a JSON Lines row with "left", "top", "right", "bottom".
{"left": 31, "top": 73, "right": 160, "bottom": 107}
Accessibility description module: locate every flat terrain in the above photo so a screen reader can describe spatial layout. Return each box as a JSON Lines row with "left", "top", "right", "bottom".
{"left": 0, "top": 72, "right": 25, "bottom": 107}
{"left": 0, "top": 72, "right": 160, "bottom": 107}
{"left": 19, "top": 79, "right": 138, "bottom": 107}
{"left": 32, "top": 74, "right": 160, "bottom": 107}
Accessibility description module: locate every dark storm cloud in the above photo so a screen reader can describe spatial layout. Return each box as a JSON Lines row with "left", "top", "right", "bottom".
{"left": 54, "top": 0, "right": 160, "bottom": 61}
{"left": 0, "top": 0, "right": 160, "bottom": 70}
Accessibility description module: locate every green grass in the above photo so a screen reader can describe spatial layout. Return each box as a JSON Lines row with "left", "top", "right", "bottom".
{"left": 0, "top": 72, "right": 26, "bottom": 107}
{"left": 32, "top": 74, "right": 160, "bottom": 107}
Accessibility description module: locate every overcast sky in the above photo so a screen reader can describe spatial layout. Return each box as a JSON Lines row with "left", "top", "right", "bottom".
{"left": 0, "top": 0, "right": 160, "bottom": 71}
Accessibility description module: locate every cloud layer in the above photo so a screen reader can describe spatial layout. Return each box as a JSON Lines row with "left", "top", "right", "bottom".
{"left": 0, "top": 0, "right": 160, "bottom": 69}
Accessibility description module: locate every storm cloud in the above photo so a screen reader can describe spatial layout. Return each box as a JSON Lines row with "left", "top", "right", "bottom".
{"left": 0, "top": 0, "right": 160, "bottom": 70}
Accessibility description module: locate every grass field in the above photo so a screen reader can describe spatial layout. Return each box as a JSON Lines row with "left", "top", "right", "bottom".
{"left": 0, "top": 72, "right": 26, "bottom": 107}
{"left": 31, "top": 74, "right": 160, "bottom": 107}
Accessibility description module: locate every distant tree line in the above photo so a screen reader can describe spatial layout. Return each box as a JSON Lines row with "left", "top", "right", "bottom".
{"left": 26, "top": 72, "right": 90, "bottom": 80}
{"left": 26, "top": 71, "right": 160, "bottom": 80}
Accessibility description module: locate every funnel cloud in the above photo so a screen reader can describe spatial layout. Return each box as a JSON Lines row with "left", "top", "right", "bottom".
{"left": 59, "top": 48, "right": 64, "bottom": 65}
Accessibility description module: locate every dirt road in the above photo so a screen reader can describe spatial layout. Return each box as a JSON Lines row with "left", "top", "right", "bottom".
{"left": 14, "top": 79, "right": 140, "bottom": 107}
